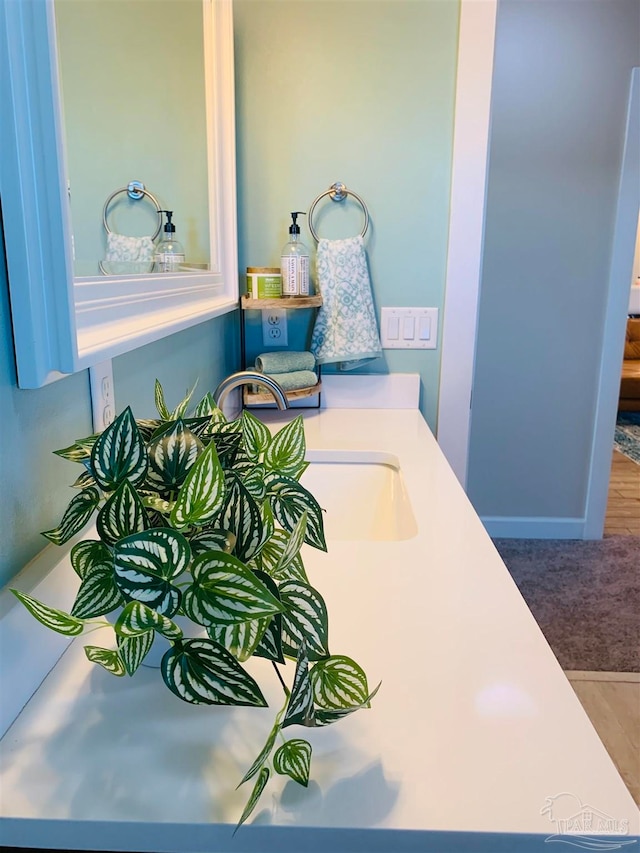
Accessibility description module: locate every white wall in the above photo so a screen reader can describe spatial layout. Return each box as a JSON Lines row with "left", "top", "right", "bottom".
{"left": 467, "top": 0, "right": 640, "bottom": 537}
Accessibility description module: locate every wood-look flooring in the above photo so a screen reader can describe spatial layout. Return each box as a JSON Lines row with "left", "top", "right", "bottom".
{"left": 566, "top": 449, "right": 639, "bottom": 807}
{"left": 605, "top": 450, "right": 640, "bottom": 535}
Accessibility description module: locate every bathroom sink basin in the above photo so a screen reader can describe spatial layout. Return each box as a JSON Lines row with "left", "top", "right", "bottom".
{"left": 301, "top": 450, "right": 417, "bottom": 541}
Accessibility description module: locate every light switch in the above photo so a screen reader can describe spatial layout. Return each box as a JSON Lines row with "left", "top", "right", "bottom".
{"left": 402, "top": 316, "right": 415, "bottom": 340}
{"left": 419, "top": 317, "right": 431, "bottom": 341}
{"left": 380, "top": 307, "right": 439, "bottom": 349}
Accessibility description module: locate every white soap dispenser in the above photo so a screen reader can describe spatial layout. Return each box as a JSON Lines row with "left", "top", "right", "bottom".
{"left": 281, "top": 211, "right": 310, "bottom": 296}
{"left": 154, "top": 210, "right": 185, "bottom": 272}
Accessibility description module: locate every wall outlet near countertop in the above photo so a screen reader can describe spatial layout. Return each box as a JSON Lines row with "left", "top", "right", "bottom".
{"left": 262, "top": 308, "right": 288, "bottom": 347}
{"left": 89, "top": 360, "right": 115, "bottom": 432}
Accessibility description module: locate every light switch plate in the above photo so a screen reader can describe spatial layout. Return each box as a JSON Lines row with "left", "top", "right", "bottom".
{"left": 381, "top": 307, "right": 438, "bottom": 349}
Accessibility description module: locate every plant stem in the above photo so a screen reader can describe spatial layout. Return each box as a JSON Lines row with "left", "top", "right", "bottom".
{"left": 272, "top": 661, "right": 289, "bottom": 695}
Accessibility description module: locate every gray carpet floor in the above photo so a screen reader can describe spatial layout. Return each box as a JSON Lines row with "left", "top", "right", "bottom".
{"left": 494, "top": 536, "right": 640, "bottom": 672}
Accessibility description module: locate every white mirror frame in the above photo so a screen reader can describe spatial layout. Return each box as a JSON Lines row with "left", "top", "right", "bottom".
{"left": 0, "top": 0, "right": 238, "bottom": 389}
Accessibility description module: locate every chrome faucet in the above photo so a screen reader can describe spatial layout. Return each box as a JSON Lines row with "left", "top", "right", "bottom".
{"left": 213, "top": 371, "right": 289, "bottom": 412}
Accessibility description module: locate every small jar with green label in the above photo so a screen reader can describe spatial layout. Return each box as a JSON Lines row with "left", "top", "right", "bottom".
{"left": 247, "top": 267, "right": 282, "bottom": 299}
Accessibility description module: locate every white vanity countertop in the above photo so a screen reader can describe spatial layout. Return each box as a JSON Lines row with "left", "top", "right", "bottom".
{"left": 1, "top": 407, "right": 638, "bottom": 852}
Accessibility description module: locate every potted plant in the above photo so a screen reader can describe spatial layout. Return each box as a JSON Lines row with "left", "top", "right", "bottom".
{"left": 11, "top": 381, "right": 378, "bottom": 829}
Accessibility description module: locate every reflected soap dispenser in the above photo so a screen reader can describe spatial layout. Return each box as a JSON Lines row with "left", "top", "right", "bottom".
{"left": 155, "top": 210, "right": 185, "bottom": 272}
{"left": 281, "top": 211, "right": 310, "bottom": 297}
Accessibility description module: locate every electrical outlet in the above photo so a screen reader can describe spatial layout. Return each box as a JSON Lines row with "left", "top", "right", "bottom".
{"left": 262, "top": 308, "right": 288, "bottom": 347}
{"left": 89, "top": 360, "right": 115, "bottom": 433}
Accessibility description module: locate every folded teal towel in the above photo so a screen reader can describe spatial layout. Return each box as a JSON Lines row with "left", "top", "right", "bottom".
{"left": 255, "top": 351, "right": 316, "bottom": 374}
{"left": 254, "top": 369, "right": 318, "bottom": 393}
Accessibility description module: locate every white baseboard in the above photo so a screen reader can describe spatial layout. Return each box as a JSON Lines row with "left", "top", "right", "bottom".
{"left": 481, "top": 516, "right": 586, "bottom": 540}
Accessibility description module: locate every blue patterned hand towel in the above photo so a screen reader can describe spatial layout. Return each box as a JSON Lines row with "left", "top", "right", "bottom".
{"left": 310, "top": 235, "right": 382, "bottom": 370}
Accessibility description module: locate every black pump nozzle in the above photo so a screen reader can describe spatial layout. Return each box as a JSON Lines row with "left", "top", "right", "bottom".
{"left": 159, "top": 210, "right": 175, "bottom": 234}
{"left": 289, "top": 211, "right": 306, "bottom": 235}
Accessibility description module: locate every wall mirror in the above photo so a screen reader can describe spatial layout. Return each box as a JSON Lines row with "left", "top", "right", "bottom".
{"left": 0, "top": 0, "right": 237, "bottom": 389}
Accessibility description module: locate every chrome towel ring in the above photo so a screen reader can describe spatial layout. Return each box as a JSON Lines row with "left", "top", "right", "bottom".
{"left": 102, "top": 180, "right": 163, "bottom": 239}
{"left": 308, "top": 181, "right": 370, "bottom": 243}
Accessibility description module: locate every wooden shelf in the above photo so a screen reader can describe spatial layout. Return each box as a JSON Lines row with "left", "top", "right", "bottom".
{"left": 243, "top": 381, "right": 322, "bottom": 406}
{"left": 241, "top": 294, "right": 322, "bottom": 310}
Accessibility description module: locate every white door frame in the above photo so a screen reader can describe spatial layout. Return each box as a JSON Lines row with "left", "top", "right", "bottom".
{"left": 583, "top": 69, "right": 640, "bottom": 538}
{"left": 437, "top": 0, "right": 497, "bottom": 487}
{"left": 439, "top": 6, "right": 639, "bottom": 542}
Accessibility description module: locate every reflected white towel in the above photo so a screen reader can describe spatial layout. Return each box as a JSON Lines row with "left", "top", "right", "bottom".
{"left": 310, "top": 235, "right": 382, "bottom": 370}
{"left": 105, "top": 233, "right": 154, "bottom": 262}
{"left": 103, "top": 232, "right": 155, "bottom": 275}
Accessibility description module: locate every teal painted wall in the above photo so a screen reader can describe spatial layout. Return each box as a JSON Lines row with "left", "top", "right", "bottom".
{"left": 0, "top": 209, "right": 239, "bottom": 587}
{"left": 467, "top": 0, "right": 640, "bottom": 521}
{"left": 233, "top": 0, "right": 460, "bottom": 429}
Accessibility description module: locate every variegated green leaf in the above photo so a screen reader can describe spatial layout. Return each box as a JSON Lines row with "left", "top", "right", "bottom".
{"left": 222, "top": 472, "right": 263, "bottom": 562}
{"left": 154, "top": 379, "right": 172, "bottom": 420}
{"left": 113, "top": 528, "right": 190, "bottom": 616}
{"left": 71, "top": 469, "right": 97, "bottom": 489}
{"left": 11, "top": 589, "right": 84, "bottom": 635}
{"left": 70, "top": 539, "right": 112, "bottom": 579}
{"left": 182, "top": 552, "right": 282, "bottom": 627}
{"left": 53, "top": 442, "right": 90, "bottom": 462}
{"left": 275, "top": 512, "right": 307, "bottom": 574}
{"left": 115, "top": 600, "right": 183, "bottom": 639}
{"left": 273, "top": 739, "right": 312, "bottom": 787}
{"left": 249, "top": 528, "right": 308, "bottom": 583}
{"left": 190, "top": 528, "right": 236, "bottom": 556}
{"left": 194, "top": 391, "right": 217, "bottom": 418}
{"left": 314, "top": 682, "right": 382, "bottom": 727}
{"left": 75, "top": 434, "right": 100, "bottom": 453}
{"left": 287, "top": 460, "right": 310, "bottom": 482}
{"left": 235, "top": 767, "right": 270, "bottom": 834}
{"left": 207, "top": 617, "right": 269, "bottom": 662}
{"left": 241, "top": 463, "right": 267, "bottom": 502}
{"left": 147, "top": 420, "right": 204, "bottom": 488}
{"left": 309, "top": 655, "right": 369, "bottom": 710}
{"left": 161, "top": 638, "right": 267, "bottom": 706}
{"left": 253, "top": 611, "right": 284, "bottom": 664}
{"left": 135, "top": 418, "right": 163, "bottom": 441}
{"left": 208, "top": 570, "right": 280, "bottom": 661}
{"left": 283, "top": 643, "right": 315, "bottom": 728}
{"left": 214, "top": 419, "right": 243, "bottom": 435}
{"left": 171, "top": 380, "right": 198, "bottom": 419}
{"left": 256, "top": 499, "right": 275, "bottom": 556}
{"left": 42, "top": 487, "right": 101, "bottom": 545}
{"left": 90, "top": 407, "right": 148, "bottom": 490}
{"left": 117, "top": 630, "right": 155, "bottom": 675}
{"left": 280, "top": 581, "right": 329, "bottom": 661}
{"left": 200, "top": 406, "right": 227, "bottom": 434}
{"left": 265, "top": 473, "right": 326, "bottom": 552}
{"left": 211, "top": 431, "right": 243, "bottom": 467}
{"left": 263, "top": 415, "right": 305, "bottom": 474}
{"left": 96, "top": 481, "right": 149, "bottom": 546}
{"left": 241, "top": 410, "right": 271, "bottom": 461}
{"left": 237, "top": 713, "right": 282, "bottom": 788}
{"left": 170, "top": 440, "right": 226, "bottom": 529}
{"left": 84, "top": 645, "right": 126, "bottom": 676}
{"left": 70, "top": 561, "right": 123, "bottom": 619}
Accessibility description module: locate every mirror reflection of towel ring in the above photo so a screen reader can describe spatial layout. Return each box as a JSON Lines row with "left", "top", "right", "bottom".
{"left": 102, "top": 181, "right": 163, "bottom": 238}
{"left": 99, "top": 181, "right": 163, "bottom": 275}
{"left": 308, "top": 181, "right": 370, "bottom": 242}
